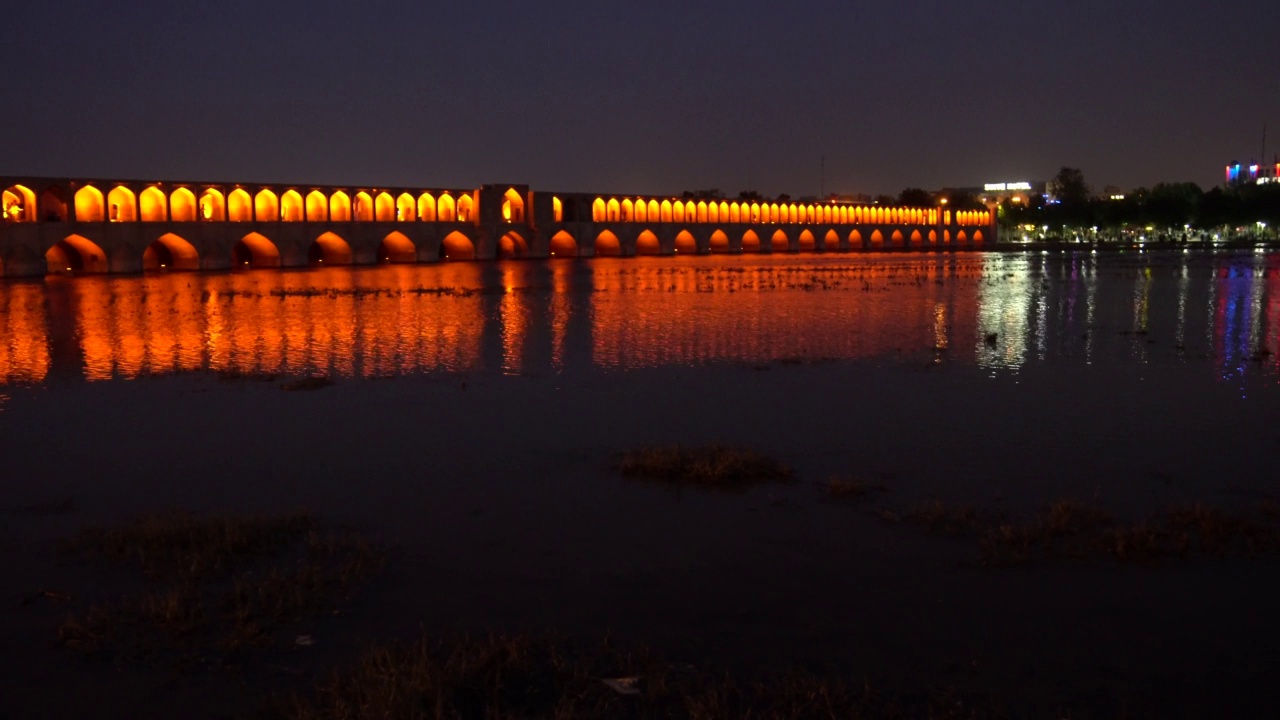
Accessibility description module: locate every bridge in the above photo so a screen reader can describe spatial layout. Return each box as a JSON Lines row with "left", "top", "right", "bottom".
{"left": 0, "top": 177, "right": 996, "bottom": 277}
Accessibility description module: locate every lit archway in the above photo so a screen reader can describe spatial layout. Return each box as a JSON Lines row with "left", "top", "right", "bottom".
{"left": 592, "top": 198, "right": 606, "bottom": 222}
{"left": 140, "top": 186, "right": 167, "bottom": 222}
{"left": 306, "top": 191, "right": 327, "bottom": 221}
{"left": 438, "top": 194, "right": 456, "bottom": 223}
{"left": 672, "top": 201, "right": 685, "bottom": 223}
{"left": 956, "top": 230, "right": 968, "bottom": 243}
{"left": 353, "top": 191, "right": 373, "bottom": 221}
{"left": 2, "top": 185, "right": 36, "bottom": 221}
{"left": 457, "top": 194, "right": 473, "bottom": 222}
{"left": 396, "top": 193, "right": 416, "bottom": 221}
{"left": 595, "top": 230, "right": 621, "bottom": 256}
{"left": 606, "top": 198, "right": 620, "bottom": 222}
{"left": 660, "top": 200, "right": 672, "bottom": 223}
{"left": 909, "top": 229, "right": 923, "bottom": 245}
{"left": 107, "top": 186, "right": 137, "bottom": 222}
{"left": 770, "top": 229, "right": 789, "bottom": 252}
{"left": 309, "top": 232, "right": 353, "bottom": 266}
{"left": 502, "top": 188, "right": 525, "bottom": 223}
{"left": 281, "top": 190, "right": 304, "bottom": 222}
{"left": 549, "top": 230, "right": 578, "bottom": 257}
{"left": 200, "top": 189, "right": 225, "bottom": 221}
{"left": 928, "top": 230, "right": 938, "bottom": 244}
{"left": 228, "top": 189, "right": 252, "bottom": 222}
{"left": 870, "top": 230, "right": 885, "bottom": 246}
{"left": 696, "top": 201, "right": 708, "bottom": 223}
{"left": 498, "top": 231, "right": 528, "bottom": 259}
{"left": 375, "top": 192, "right": 395, "bottom": 222}
{"left": 232, "top": 232, "right": 280, "bottom": 268}
{"left": 729, "top": 203, "right": 741, "bottom": 223}
{"left": 45, "top": 234, "right": 107, "bottom": 273}
{"left": 710, "top": 230, "right": 730, "bottom": 253}
{"left": 552, "top": 196, "right": 563, "bottom": 223}
{"left": 973, "top": 230, "right": 984, "bottom": 243}
{"left": 849, "top": 229, "right": 863, "bottom": 248}
{"left": 378, "top": 231, "right": 416, "bottom": 263}
{"left": 636, "top": 230, "right": 660, "bottom": 255}
{"left": 170, "top": 188, "right": 196, "bottom": 222}
{"left": 798, "top": 229, "right": 815, "bottom": 252}
{"left": 143, "top": 233, "right": 199, "bottom": 271}
{"left": 621, "top": 199, "right": 634, "bottom": 222}
{"left": 255, "top": 189, "right": 279, "bottom": 222}
{"left": 441, "top": 231, "right": 475, "bottom": 260}
{"left": 647, "top": 199, "right": 659, "bottom": 220}
{"left": 418, "top": 193, "right": 437, "bottom": 221}
{"left": 330, "top": 191, "right": 352, "bottom": 222}
{"left": 74, "top": 186, "right": 104, "bottom": 222}
{"left": 823, "top": 230, "right": 840, "bottom": 251}
{"left": 632, "top": 199, "right": 645, "bottom": 222}
{"left": 675, "top": 230, "right": 697, "bottom": 254}
{"left": 742, "top": 229, "right": 761, "bottom": 252}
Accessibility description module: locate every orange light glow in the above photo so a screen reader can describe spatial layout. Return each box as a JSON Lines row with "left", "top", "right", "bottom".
{"left": 74, "top": 186, "right": 105, "bottom": 222}
{"left": 457, "top": 194, "right": 473, "bottom": 222}
{"left": 438, "top": 194, "right": 457, "bottom": 223}
{"left": 594, "top": 230, "right": 621, "bottom": 256}
{"left": 378, "top": 231, "right": 416, "bottom": 263}
{"left": 592, "top": 198, "right": 606, "bottom": 222}
{"left": 633, "top": 199, "right": 646, "bottom": 223}
{"left": 503, "top": 188, "right": 525, "bottom": 223}
{"left": 498, "top": 231, "right": 528, "bottom": 258}
{"left": 675, "top": 230, "right": 697, "bottom": 254}
{"left": 870, "top": 229, "right": 885, "bottom": 246}
{"left": 798, "top": 229, "right": 815, "bottom": 251}
{"left": 375, "top": 192, "right": 395, "bottom": 222}
{"left": 233, "top": 232, "right": 281, "bottom": 268}
{"left": 636, "top": 229, "right": 660, "bottom": 255}
{"left": 418, "top": 192, "right": 437, "bottom": 222}
{"left": 46, "top": 234, "right": 107, "bottom": 273}
{"left": 140, "top": 186, "right": 167, "bottom": 222}
{"left": 621, "top": 199, "right": 634, "bottom": 222}
{"left": 710, "top": 229, "right": 730, "bottom": 253}
{"left": 143, "top": 233, "right": 200, "bottom": 271}
{"left": 824, "top": 229, "right": 840, "bottom": 251}
{"left": 311, "top": 231, "right": 354, "bottom": 265}
{"left": 108, "top": 186, "right": 137, "bottom": 222}
{"left": 354, "top": 191, "right": 374, "bottom": 222}
{"left": 440, "top": 230, "right": 474, "bottom": 260}
{"left": 973, "top": 229, "right": 984, "bottom": 243}
{"left": 770, "top": 229, "right": 789, "bottom": 253}
{"left": 330, "top": 191, "right": 352, "bottom": 222}
{"left": 281, "top": 190, "right": 304, "bottom": 222}
{"left": 169, "top": 187, "right": 196, "bottom": 222}
{"left": 672, "top": 201, "right": 685, "bottom": 224}
{"left": 549, "top": 230, "right": 578, "bottom": 257}
{"left": 396, "top": 193, "right": 416, "bottom": 222}
{"left": 849, "top": 229, "right": 863, "bottom": 248}
{"left": 228, "top": 189, "right": 252, "bottom": 222}
{"left": 647, "top": 199, "right": 659, "bottom": 221}
{"left": 552, "top": 196, "right": 563, "bottom": 223}
{"left": 2, "top": 185, "right": 36, "bottom": 222}
{"left": 742, "top": 229, "right": 761, "bottom": 252}
{"left": 660, "top": 200, "right": 673, "bottom": 223}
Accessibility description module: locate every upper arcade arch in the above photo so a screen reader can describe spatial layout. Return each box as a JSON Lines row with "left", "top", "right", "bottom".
{"left": 255, "top": 189, "right": 279, "bottom": 222}
{"left": 457, "top": 194, "right": 473, "bottom": 222}
{"left": 353, "top": 191, "right": 373, "bottom": 221}
{"left": 2, "top": 185, "right": 36, "bottom": 222}
{"left": 228, "top": 189, "right": 252, "bottom": 222}
{"left": 396, "top": 193, "right": 416, "bottom": 221}
{"left": 375, "top": 192, "right": 395, "bottom": 222}
{"left": 438, "top": 194, "right": 457, "bottom": 223}
{"left": 170, "top": 188, "right": 196, "bottom": 222}
{"left": 281, "top": 190, "right": 304, "bottom": 222}
{"left": 107, "top": 186, "right": 137, "bottom": 222}
{"left": 502, "top": 188, "right": 524, "bottom": 222}
{"left": 38, "top": 187, "right": 68, "bottom": 221}
{"left": 418, "top": 193, "right": 436, "bottom": 222}
{"left": 306, "top": 190, "right": 327, "bottom": 221}
{"left": 200, "top": 189, "right": 225, "bottom": 221}
{"left": 330, "top": 191, "right": 351, "bottom": 222}
{"left": 140, "top": 186, "right": 167, "bottom": 222}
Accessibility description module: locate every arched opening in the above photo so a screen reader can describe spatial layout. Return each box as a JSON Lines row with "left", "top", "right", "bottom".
{"left": 200, "top": 189, "right": 225, "bottom": 221}
{"left": 501, "top": 188, "right": 525, "bottom": 223}
{"left": 143, "top": 233, "right": 200, "bottom": 271}
{"left": 956, "top": 230, "right": 968, "bottom": 243}
{"left": 696, "top": 201, "right": 708, "bottom": 223}
{"left": 228, "top": 189, "right": 252, "bottom": 222}
{"left": 170, "top": 188, "right": 196, "bottom": 221}
{"left": 457, "top": 194, "right": 473, "bottom": 222}
{"left": 592, "top": 198, "right": 606, "bottom": 222}
{"left": 849, "top": 230, "right": 863, "bottom": 248}
{"left": 742, "top": 229, "right": 761, "bottom": 252}
{"left": 396, "top": 193, "right": 416, "bottom": 221}
{"left": 729, "top": 203, "right": 741, "bottom": 223}
{"left": 73, "top": 186, "right": 104, "bottom": 222}
{"left": 824, "top": 230, "right": 840, "bottom": 251}
{"left": 255, "top": 189, "right": 279, "bottom": 222}
{"left": 605, "top": 198, "right": 620, "bottom": 222}
{"left": 672, "top": 201, "right": 685, "bottom": 223}
{"left": 375, "top": 192, "right": 395, "bottom": 222}
{"left": 973, "top": 230, "right": 984, "bottom": 243}
{"left": 2, "top": 185, "right": 36, "bottom": 222}
{"left": 928, "top": 230, "right": 938, "bottom": 244}
{"left": 378, "top": 231, "right": 416, "bottom": 263}
{"left": 633, "top": 199, "right": 646, "bottom": 222}
{"left": 28, "top": 186, "right": 65, "bottom": 222}
{"left": 441, "top": 231, "right": 475, "bottom": 260}
{"left": 890, "top": 230, "right": 905, "bottom": 246}
{"left": 549, "top": 230, "right": 578, "bottom": 257}
{"left": 438, "top": 194, "right": 457, "bottom": 223}
{"left": 798, "top": 229, "right": 816, "bottom": 252}
{"left": 621, "top": 199, "right": 634, "bottom": 222}
{"left": 660, "top": 200, "right": 673, "bottom": 223}
{"left": 944, "top": 230, "right": 951, "bottom": 243}
{"left": 353, "top": 191, "right": 373, "bottom": 221}
{"left": 647, "top": 199, "right": 659, "bottom": 221}
{"left": 140, "top": 186, "right": 167, "bottom": 222}
{"left": 769, "top": 204, "right": 780, "bottom": 223}
{"left": 909, "top": 229, "right": 923, "bottom": 246}
{"left": 675, "top": 230, "right": 697, "bottom": 254}
{"left": 498, "top": 231, "right": 528, "bottom": 259}
{"left": 308, "top": 232, "right": 353, "bottom": 266}
{"left": 330, "top": 191, "right": 352, "bottom": 222}
{"left": 551, "top": 196, "right": 564, "bottom": 223}
{"left": 419, "top": 193, "right": 437, "bottom": 221}
{"left": 45, "top": 234, "right": 107, "bottom": 273}
{"left": 685, "top": 201, "right": 696, "bottom": 221}
{"left": 636, "top": 230, "right": 660, "bottom": 255}
{"left": 770, "top": 229, "right": 789, "bottom": 253}
{"left": 281, "top": 190, "right": 304, "bottom": 222}
{"left": 594, "top": 230, "right": 621, "bottom": 256}
{"left": 870, "top": 229, "right": 885, "bottom": 246}
{"left": 232, "top": 232, "right": 281, "bottom": 268}
{"left": 301, "top": 191, "right": 325, "bottom": 221}
{"left": 107, "top": 186, "right": 137, "bottom": 222}
{"left": 710, "top": 230, "right": 730, "bottom": 253}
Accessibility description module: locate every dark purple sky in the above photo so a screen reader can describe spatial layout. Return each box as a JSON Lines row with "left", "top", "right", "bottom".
{"left": 4, "top": 1, "right": 1276, "bottom": 197}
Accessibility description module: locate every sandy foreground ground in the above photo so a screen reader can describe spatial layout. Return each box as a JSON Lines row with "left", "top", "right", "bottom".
{"left": 2, "top": 359, "right": 1279, "bottom": 718}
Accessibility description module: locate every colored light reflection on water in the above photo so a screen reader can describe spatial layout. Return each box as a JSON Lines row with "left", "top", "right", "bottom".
{"left": 2, "top": 252, "right": 1280, "bottom": 385}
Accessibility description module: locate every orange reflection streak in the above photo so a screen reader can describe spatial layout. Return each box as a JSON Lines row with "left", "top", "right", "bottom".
{"left": 0, "top": 283, "right": 50, "bottom": 383}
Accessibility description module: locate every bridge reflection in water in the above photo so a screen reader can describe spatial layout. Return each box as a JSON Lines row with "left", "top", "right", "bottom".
{"left": 3, "top": 253, "right": 1280, "bottom": 385}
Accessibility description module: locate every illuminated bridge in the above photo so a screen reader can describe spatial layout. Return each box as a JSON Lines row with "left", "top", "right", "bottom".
{"left": 0, "top": 178, "right": 996, "bottom": 277}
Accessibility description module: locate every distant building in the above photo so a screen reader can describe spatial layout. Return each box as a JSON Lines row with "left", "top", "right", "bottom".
{"left": 1226, "top": 161, "right": 1280, "bottom": 186}
{"left": 937, "top": 181, "right": 1047, "bottom": 205}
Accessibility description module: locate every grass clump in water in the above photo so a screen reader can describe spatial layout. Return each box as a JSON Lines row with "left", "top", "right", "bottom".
{"left": 619, "top": 445, "right": 792, "bottom": 488}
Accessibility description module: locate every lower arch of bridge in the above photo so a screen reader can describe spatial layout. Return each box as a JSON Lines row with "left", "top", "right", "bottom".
{"left": 710, "top": 230, "right": 730, "bottom": 253}
{"left": 798, "top": 229, "right": 815, "bottom": 251}
{"left": 824, "top": 230, "right": 839, "bottom": 251}
{"left": 891, "top": 230, "right": 905, "bottom": 246}
{"left": 956, "top": 230, "right": 968, "bottom": 243}
{"left": 441, "top": 231, "right": 474, "bottom": 261}
{"left": 674, "top": 230, "right": 696, "bottom": 254}
{"left": 378, "top": 231, "right": 416, "bottom": 263}
{"left": 928, "top": 230, "right": 938, "bottom": 243}
{"left": 310, "top": 232, "right": 353, "bottom": 266}
{"left": 46, "top": 234, "right": 107, "bottom": 274}
{"left": 849, "top": 229, "right": 863, "bottom": 247}
{"left": 742, "top": 229, "right": 761, "bottom": 252}
{"left": 910, "top": 230, "right": 923, "bottom": 245}
{"left": 973, "top": 230, "right": 984, "bottom": 243}
{"left": 549, "top": 231, "right": 578, "bottom": 257}
{"left": 498, "top": 231, "right": 528, "bottom": 259}
{"left": 870, "top": 230, "right": 885, "bottom": 246}
{"left": 143, "top": 233, "right": 200, "bottom": 271}
{"left": 770, "top": 229, "right": 789, "bottom": 252}
{"left": 594, "top": 230, "right": 621, "bottom": 256}
{"left": 635, "top": 230, "right": 660, "bottom": 256}
{"left": 233, "top": 232, "right": 281, "bottom": 268}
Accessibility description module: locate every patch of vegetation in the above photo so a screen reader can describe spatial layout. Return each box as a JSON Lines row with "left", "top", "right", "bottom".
{"left": 272, "top": 632, "right": 1002, "bottom": 720}
{"left": 57, "top": 511, "right": 384, "bottom": 667}
{"left": 619, "top": 445, "right": 792, "bottom": 489}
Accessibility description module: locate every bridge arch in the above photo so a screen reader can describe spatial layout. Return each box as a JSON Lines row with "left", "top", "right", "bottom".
{"left": 672, "top": 202, "right": 685, "bottom": 224}
{"left": 742, "top": 229, "right": 761, "bottom": 252}
{"left": 228, "top": 189, "right": 252, "bottom": 222}
{"left": 928, "top": 230, "right": 938, "bottom": 244}
{"left": 647, "top": 199, "right": 659, "bottom": 221}
{"left": 636, "top": 229, "right": 660, "bottom": 256}
{"left": 798, "top": 229, "right": 816, "bottom": 252}
{"left": 233, "top": 232, "right": 280, "bottom": 268}
{"left": 140, "top": 186, "right": 167, "bottom": 222}
{"left": 255, "top": 189, "right": 279, "bottom": 222}
{"left": 74, "top": 186, "right": 104, "bottom": 222}
{"left": 438, "top": 194, "right": 456, "bottom": 222}
{"left": 281, "top": 190, "right": 304, "bottom": 222}
{"left": 729, "top": 203, "right": 741, "bottom": 223}
{"left": 870, "top": 229, "right": 885, "bottom": 246}
{"left": 621, "top": 199, "right": 634, "bottom": 222}
{"left": 549, "top": 230, "right": 578, "bottom": 257}
{"left": 305, "top": 191, "right": 327, "bottom": 221}
{"left": 552, "top": 197, "right": 563, "bottom": 223}
{"left": 710, "top": 229, "right": 730, "bottom": 253}
{"left": 330, "top": 191, "right": 352, "bottom": 222}
{"left": 498, "top": 231, "right": 528, "bottom": 259}
{"left": 770, "top": 229, "right": 789, "bottom": 252}
{"left": 973, "top": 230, "right": 984, "bottom": 243}
{"left": 396, "top": 193, "right": 416, "bottom": 221}
{"left": 2, "top": 184, "right": 36, "bottom": 221}
{"left": 890, "top": 230, "right": 904, "bottom": 246}
{"left": 502, "top": 188, "right": 524, "bottom": 223}
{"left": 170, "top": 188, "right": 196, "bottom": 221}
{"left": 592, "top": 198, "right": 605, "bottom": 222}
{"left": 200, "top": 189, "right": 225, "bottom": 221}
{"left": 378, "top": 231, "right": 416, "bottom": 263}
{"left": 418, "top": 193, "right": 436, "bottom": 221}
{"left": 143, "top": 233, "right": 199, "bottom": 271}
{"left": 46, "top": 234, "right": 107, "bottom": 273}
{"left": 824, "top": 229, "right": 840, "bottom": 251}
{"left": 594, "top": 230, "right": 621, "bottom": 256}
{"left": 457, "top": 194, "right": 473, "bottom": 222}
{"left": 606, "top": 198, "right": 620, "bottom": 222}
{"left": 353, "top": 191, "right": 373, "bottom": 221}
{"left": 108, "top": 186, "right": 136, "bottom": 222}
{"left": 375, "top": 192, "right": 395, "bottom": 222}
{"left": 696, "top": 201, "right": 708, "bottom": 223}
{"left": 956, "top": 230, "right": 968, "bottom": 243}
{"left": 849, "top": 229, "right": 863, "bottom": 248}
{"left": 440, "top": 230, "right": 474, "bottom": 260}
{"left": 910, "top": 229, "right": 923, "bottom": 245}
{"left": 675, "top": 230, "right": 697, "bottom": 254}
{"left": 34, "top": 186, "right": 67, "bottom": 222}
{"left": 660, "top": 200, "right": 672, "bottom": 223}
{"left": 309, "top": 232, "right": 353, "bottom": 265}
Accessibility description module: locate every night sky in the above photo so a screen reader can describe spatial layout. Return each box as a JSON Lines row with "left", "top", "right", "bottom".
{"left": 4, "top": 1, "right": 1276, "bottom": 197}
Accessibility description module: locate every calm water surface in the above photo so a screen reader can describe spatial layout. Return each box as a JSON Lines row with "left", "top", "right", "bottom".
{"left": 2, "top": 250, "right": 1280, "bottom": 386}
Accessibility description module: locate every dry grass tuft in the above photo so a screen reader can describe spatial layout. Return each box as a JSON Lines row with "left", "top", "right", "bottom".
{"left": 619, "top": 445, "right": 792, "bottom": 489}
